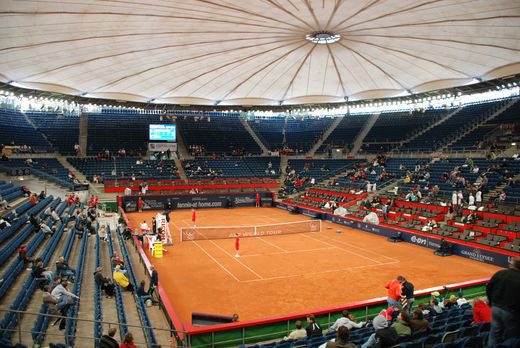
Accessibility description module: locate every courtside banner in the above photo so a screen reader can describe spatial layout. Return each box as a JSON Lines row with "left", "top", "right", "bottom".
{"left": 324, "top": 213, "right": 512, "bottom": 268}
{"left": 120, "top": 192, "right": 273, "bottom": 211}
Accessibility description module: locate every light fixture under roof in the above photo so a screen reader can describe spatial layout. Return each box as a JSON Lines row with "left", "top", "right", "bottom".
{"left": 306, "top": 31, "right": 341, "bottom": 44}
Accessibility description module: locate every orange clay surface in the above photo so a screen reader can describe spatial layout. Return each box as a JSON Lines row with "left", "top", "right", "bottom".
{"left": 126, "top": 207, "right": 501, "bottom": 324}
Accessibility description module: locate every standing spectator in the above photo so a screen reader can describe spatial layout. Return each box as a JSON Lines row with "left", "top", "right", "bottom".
{"left": 284, "top": 320, "right": 307, "bottom": 341}
{"left": 385, "top": 276, "right": 402, "bottom": 310}
{"left": 152, "top": 217, "right": 157, "bottom": 235}
{"left": 399, "top": 276, "right": 415, "bottom": 314}
{"left": 120, "top": 332, "right": 137, "bottom": 348}
{"left": 100, "top": 327, "right": 119, "bottom": 348}
{"left": 148, "top": 265, "right": 158, "bottom": 294}
{"left": 486, "top": 257, "right": 520, "bottom": 346}
{"left": 137, "top": 197, "right": 143, "bottom": 212}
{"left": 471, "top": 296, "right": 491, "bottom": 324}
{"left": 305, "top": 314, "right": 323, "bottom": 338}
{"left": 18, "top": 244, "right": 33, "bottom": 269}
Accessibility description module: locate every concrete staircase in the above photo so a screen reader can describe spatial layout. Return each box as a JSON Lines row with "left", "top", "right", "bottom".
{"left": 239, "top": 117, "right": 269, "bottom": 155}
{"left": 349, "top": 113, "right": 380, "bottom": 156}
{"left": 395, "top": 107, "right": 463, "bottom": 150}
{"left": 307, "top": 116, "right": 343, "bottom": 157}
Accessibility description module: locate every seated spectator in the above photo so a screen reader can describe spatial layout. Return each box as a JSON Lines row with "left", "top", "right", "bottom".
{"left": 321, "top": 326, "right": 357, "bottom": 348}
{"left": 136, "top": 280, "right": 157, "bottom": 305}
{"left": 56, "top": 256, "right": 76, "bottom": 282}
{"left": 329, "top": 309, "right": 366, "bottom": 332}
{"left": 445, "top": 295, "right": 458, "bottom": 309}
{"left": 306, "top": 314, "right": 323, "bottom": 338}
{"left": 472, "top": 296, "right": 491, "bottom": 324}
{"left": 456, "top": 291, "right": 468, "bottom": 306}
{"left": 40, "top": 223, "right": 54, "bottom": 237}
{"left": 113, "top": 265, "right": 133, "bottom": 292}
{"left": 42, "top": 284, "right": 70, "bottom": 329}
{"left": 51, "top": 279, "right": 79, "bottom": 312}
{"left": 0, "top": 216, "right": 11, "bottom": 229}
{"left": 29, "top": 214, "right": 40, "bottom": 228}
{"left": 94, "top": 266, "right": 114, "bottom": 298}
{"left": 0, "top": 194, "right": 9, "bottom": 210}
{"left": 409, "top": 308, "right": 430, "bottom": 332}
{"left": 51, "top": 276, "right": 61, "bottom": 290}
{"left": 98, "top": 225, "right": 108, "bottom": 242}
{"left": 427, "top": 298, "right": 443, "bottom": 316}
{"left": 391, "top": 311, "right": 411, "bottom": 337}
{"left": 111, "top": 253, "right": 127, "bottom": 274}
{"left": 284, "top": 320, "right": 307, "bottom": 341}
{"left": 120, "top": 332, "right": 137, "bottom": 348}
{"left": 18, "top": 244, "right": 33, "bottom": 268}
{"left": 361, "top": 314, "right": 398, "bottom": 348}
{"left": 32, "top": 260, "right": 53, "bottom": 281}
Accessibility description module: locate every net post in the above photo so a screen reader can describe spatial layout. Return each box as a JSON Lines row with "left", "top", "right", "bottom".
{"left": 180, "top": 228, "right": 183, "bottom": 242}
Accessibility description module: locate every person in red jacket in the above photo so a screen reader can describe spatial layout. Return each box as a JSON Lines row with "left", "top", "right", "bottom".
{"left": 472, "top": 296, "right": 492, "bottom": 324}
{"left": 137, "top": 197, "right": 143, "bottom": 212}
{"left": 385, "top": 276, "right": 403, "bottom": 310}
{"left": 66, "top": 195, "right": 74, "bottom": 206}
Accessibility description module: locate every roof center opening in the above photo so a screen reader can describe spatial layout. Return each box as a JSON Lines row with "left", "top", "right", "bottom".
{"left": 305, "top": 31, "right": 341, "bottom": 44}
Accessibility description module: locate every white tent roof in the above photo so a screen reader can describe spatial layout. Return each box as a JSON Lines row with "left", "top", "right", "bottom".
{"left": 1, "top": 0, "right": 519, "bottom": 106}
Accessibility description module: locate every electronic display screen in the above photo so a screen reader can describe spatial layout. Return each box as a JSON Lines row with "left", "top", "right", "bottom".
{"left": 149, "top": 124, "right": 176, "bottom": 141}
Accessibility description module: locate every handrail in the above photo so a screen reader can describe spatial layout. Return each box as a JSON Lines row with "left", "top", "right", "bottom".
{"left": 0, "top": 309, "right": 179, "bottom": 347}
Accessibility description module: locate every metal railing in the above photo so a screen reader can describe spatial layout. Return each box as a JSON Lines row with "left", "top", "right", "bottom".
{"left": 0, "top": 309, "right": 182, "bottom": 348}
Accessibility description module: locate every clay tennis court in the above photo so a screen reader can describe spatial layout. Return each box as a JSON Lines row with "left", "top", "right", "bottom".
{"left": 126, "top": 207, "right": 501, "bottom": 324}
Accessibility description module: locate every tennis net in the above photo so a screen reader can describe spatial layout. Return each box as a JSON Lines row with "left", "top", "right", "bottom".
{"left": 180, "top": 220, "right": 321, "bottom": 241}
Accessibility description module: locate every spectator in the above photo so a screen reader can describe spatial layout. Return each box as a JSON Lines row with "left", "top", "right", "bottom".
{"left": 284, "top": 320, "right": 307, "bottom": 341}
{"left": 94, "top": 266, "right": 114, "bottom": 298}
{"left": 472, "top": 296, "right": 491, "bottom": 324}
{"left": 399, "top": 276, "right": 415, "bottom": 314}
{"left": 456, "top": 291, "right": 468, "bottom": 306}
{"left": 0, "top": 194, "right": 9, "bottom": 209}
{"left": 120, "top": 332, "right": 137, "bottom": 348}
{"left": 329, "top": 310, "right": 365, "bottom": 332}
{"left": 51, "top": 279, "right": 79, "bottom": 313}
{"left": 409, "top": 308, "right": 430, "bottom": 332}
{"left": 385, "top": 276, "right": 402, "bottom": 310}
{"left": 111, "top": 253, "right": 127, "bottom": 274}
{"left": 232, "top": 313, "right": 239, "bottom": 322}
{"left": 487, "top": 256, "right": 520, "bottom": 346}
{"left": 391, "top": 311, "right": 411, "bottom": 337}
{"left": 361, "top": 314, "right": 398, "bottom": 348}
{"left": 100, "top": 327, "right": 119, "bottom": 348}
{"left": 18, "top": 244, "right": 33, "bottom": 269}
{"left": 40, "top": 223, "right": 54, "bottom": 237}
{"left": 445, "top": 295, "right": 458, "bottom": 309}
{"left": 42, "top": 285, "right": 70, "bottom": 329}
{"left": 56, "top": 256, "right": 76, "bottom": 282}
{"left": 306, "top": 314, "right": 323, "bottom": 338}
{"left": 32, "top": 260, "right": 53, "bottom": 281}
{"left": 136, "top": 280, "right": 157, "bottom": 305}
{"left": 98, "top": 225, "right": 108, "bottom": 242}
{"left": 322, "top": 325, "right": 357, "bottom": 348}
{"left": 427, "top": 298, "right": 443, "bottom": 316}
{"left": 113, "top": 265, "right": 133, "bottom": 292}
{"left": 148, "top": 265, "right": 158, "bottom": 294}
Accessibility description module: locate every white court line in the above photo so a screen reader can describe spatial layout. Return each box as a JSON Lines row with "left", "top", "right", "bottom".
{"left": 190, "top": 240, "right": 240, "bottom": 282}
{"left": 241, "top": 260, "right": 401, "bottom": 283}
{"left": 302, "top": 233, "right": 383, "bottom": 264}
{"left": 245, "top": 246, "right": 335, "bottom": 257}
{"left": 255, "top": 236, "right": 288, "bottom": 252}
{"left": 319, "top": 232, "right": 401, "bottom": 263}
{"left": 206, "top": 239, "right": 264, "bottom": 279}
